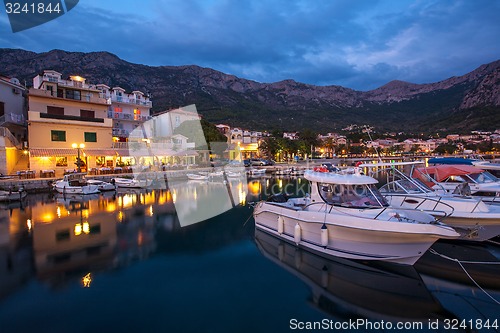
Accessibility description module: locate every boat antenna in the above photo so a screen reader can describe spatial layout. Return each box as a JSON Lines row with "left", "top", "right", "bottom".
{"left": 365, "top": 126, "right": 383, "bottom": 163}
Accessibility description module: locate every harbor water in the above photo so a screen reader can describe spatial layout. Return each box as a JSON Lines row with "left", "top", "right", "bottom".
{"left": 0, "top": 175, "right": 499, "bottom": 333}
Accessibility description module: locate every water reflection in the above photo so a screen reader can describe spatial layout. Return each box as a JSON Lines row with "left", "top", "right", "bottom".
{"left": 1, "top": 175, "right": 499, "bottom": 332}
{"left": 255, "top": 229, "right": 450, "bottom": 322}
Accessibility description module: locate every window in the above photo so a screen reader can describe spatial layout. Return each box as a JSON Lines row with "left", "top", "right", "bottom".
{"left": 47, "top": 106, "right": 64, "bottom": 115}
{"left": 96, "top": 156, "right": 105, "bottom": 166}
{"left": 133, "top": 108, "right": 141, "bottom": 120}
{"left": 175, "top": 115, "right": 180, "bottom": 127}
{"left": 56, "top": 157, "right": 68, "bottom": 167}
{"left": 56, "top": 229, "right": 70, "bottom": 242}
{"left": 84, "top": 132, "right": 97, "bottom": 142}
{"left": 114, "top": 107, "right": 122, "bottom": 112}
{"left": 80, "top": 109, "right": 95, "bottom": 118}
{"left": 65, "top": 89, "right": 81, "bottom": 100}
{"left": 51, "top": 130, "right": 66, "bottom": 142}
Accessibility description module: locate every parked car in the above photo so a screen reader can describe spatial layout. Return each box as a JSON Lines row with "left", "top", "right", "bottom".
{"left": 261, "top": 159, "right": 275, "bottom": 166}
{"left": 250, "top": 158, "right": 266, "bottom": 166}
{"left": 243, "top": 159, "right": 251, "bottom": 167}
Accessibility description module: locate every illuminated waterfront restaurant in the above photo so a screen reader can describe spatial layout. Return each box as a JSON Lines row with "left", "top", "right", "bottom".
{"left": 27, "top": 70, "right": 154, "bottom": 176}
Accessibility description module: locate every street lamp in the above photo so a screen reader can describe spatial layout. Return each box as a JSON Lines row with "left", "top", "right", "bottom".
{"left": 72, "top": 143, "right": 85, "bottom": 172}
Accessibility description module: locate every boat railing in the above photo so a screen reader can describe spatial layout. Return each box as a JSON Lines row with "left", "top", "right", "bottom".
{"left": 383, "top": 193, "right": 455, "bottom": 217}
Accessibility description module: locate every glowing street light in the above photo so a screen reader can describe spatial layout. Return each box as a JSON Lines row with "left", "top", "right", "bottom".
{"left": 72, "top": 143, "right": 85, "bottom": 172}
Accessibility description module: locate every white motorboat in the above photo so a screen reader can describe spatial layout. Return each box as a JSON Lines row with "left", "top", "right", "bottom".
{"left": 86, "top": 179, "right": 116, "bottom": 191}
{"left": 248, "top": 168, "right": 266, "bottom": 177}
{"left": 253, "top": 169, "right": 459, "bottom": 265}
{"left": 111, "top": 177, "right": 153, "bottom": 188}
{"left": 186, "top": 173, "right": 209, "bottom": 181}
{"left": 274, "top": 168, "right": 292, "bottom": 176}
{"left": 413, "top": 164, "right": 500, "bottom": 203}
{"left": 368, "top": 162, "right": 500, "bottom": 241}
{"left": 54, "top": 173, "right": 100, "bottom": 194}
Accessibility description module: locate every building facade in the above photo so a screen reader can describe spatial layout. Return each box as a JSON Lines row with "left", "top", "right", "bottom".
{"left": 28, "top": 70, "right": 113, "bottom": 176}
{"left": 0, "top": 75, "right": 27, "bottom": 174}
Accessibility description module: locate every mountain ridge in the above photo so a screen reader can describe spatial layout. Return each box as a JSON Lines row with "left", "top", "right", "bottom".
{"left": 0, "top": 48, "right": 498, "bottom": 132}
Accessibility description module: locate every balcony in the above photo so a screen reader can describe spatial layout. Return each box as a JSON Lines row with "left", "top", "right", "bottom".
{"left": 29, "top": 88, "right": 109, "bottom": 105}
{"left": 111, "top": 96, "right": 152, "bottom": 107}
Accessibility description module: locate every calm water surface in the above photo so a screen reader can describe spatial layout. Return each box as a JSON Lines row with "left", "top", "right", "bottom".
{"left": 0, "top": 175, "right": 499, "bottom": 333}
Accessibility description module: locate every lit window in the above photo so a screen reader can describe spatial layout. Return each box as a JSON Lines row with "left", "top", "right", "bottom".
{"left": 51, "top": 130, "right": 66, "bottom": 142}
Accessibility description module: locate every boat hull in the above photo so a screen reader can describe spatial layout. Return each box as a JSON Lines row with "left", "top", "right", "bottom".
{"left": 384, "top": 194, "right": 500, "bottom": 241}
{"left": 253, "top": 202, "right": 457, "bottom": 265}
{"left": 54, "top": 184, "right": 100, "bottom": 194}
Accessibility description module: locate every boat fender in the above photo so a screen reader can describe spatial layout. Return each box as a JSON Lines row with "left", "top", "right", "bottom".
{"left": 111, "top": 178, "right": 115, "bottom": 185}
{"left": 294, "top": 223, "right": 301, "bottom": 244}
{"left": 47, "top": 180, "right": 53, "bottom": 186}
{"left": 277, "top": 216, "right": 284, "bottom": 234}
{"left": 320, "top": 224, "right": 328, "bottom": 247}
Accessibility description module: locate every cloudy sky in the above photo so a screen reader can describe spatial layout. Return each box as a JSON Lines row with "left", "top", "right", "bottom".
{"left": 1, "top": 0, "right": 499, "bottom": 90}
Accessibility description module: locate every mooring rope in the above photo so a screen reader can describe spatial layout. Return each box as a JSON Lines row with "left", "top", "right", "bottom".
{"left": 428, "top": 248, "right": 500, "bottom": 305}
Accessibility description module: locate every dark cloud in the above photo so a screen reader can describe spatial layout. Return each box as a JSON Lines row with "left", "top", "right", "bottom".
{"left": 1, "top": 0, "right": 498, "bottom": 90}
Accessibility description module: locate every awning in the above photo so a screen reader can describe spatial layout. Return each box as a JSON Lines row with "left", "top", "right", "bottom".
{"left": 84, "top": 148, "right": 129, "bottom": 156}
{"left": 29, "top": 148, "right": 80, "bottom": 157}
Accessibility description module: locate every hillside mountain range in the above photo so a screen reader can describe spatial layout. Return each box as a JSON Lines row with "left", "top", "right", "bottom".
{"left": 1, "top": 48, "right": 499, "bottom": 133}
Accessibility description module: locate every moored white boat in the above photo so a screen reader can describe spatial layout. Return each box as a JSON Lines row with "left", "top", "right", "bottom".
{"left": 54, "top": 173, "right": 100, "bottom": 194}
{"left": 413, "top": 164, "right": 500, "bottom": 204}
{"left": 186, "top": 173, "right": 209, "bottom": 181}
{"left": 247, "top": 168, "right": 266, "bottom": 176}
{"left": 86, "top": 179, "right": 116, "bottom": 191}
{"left": 253, "top": 169, "right": 459, "bottom": 265}
{"left": 111, "top": 177, "right": 153, "bottom": 188}
{"left": 367, "top": 161, "right": 500, "bottom": 241}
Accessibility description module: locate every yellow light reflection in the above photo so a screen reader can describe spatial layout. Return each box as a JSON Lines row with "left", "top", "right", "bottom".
{"left": 56, "top": 207, "right": 61, "bottom": 218}
{"left": 82, "top": 222, "right": 90, "bottom": 234}
{"left": 149, "top": 205, "right": 154, "bottom": 217}
{"left": 82, "top": 273, "right": 92, "bottom": 287}
{"left": 74, "top": 223, "right": 82, "bottom": 236}
{"left": 27, "top": 219, "right": 32, "bottom": 232}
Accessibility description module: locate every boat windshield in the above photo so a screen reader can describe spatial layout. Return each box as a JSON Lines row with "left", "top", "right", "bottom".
{"left": 466, "top": 171, "right": 498, "bottom": 184}
{"left": 317, "top": 183, "right": 388, "bottom": 208}
{"left": 380, "top": 179, "right": 433, "bottom": 194}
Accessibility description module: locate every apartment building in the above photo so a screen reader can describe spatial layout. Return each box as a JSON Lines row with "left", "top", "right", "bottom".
{"left": 0, "top": 75, "right": 27, "bottom": 174}
{"left": 28, "top": 70, "right": 113, "bottom": 175}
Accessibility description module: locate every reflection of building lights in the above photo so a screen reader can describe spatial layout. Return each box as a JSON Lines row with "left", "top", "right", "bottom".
{"left": 138, "top": 231, "right": 143, "bottom": 246}
{"left": 278, "top": 179, "right": 283, "bottom": 189}
{"left": 248, "top": 181, "right": 261, "bottom": 195}
{"left": 82, "top": 222, "right": 90, "bottom": 234}
{"left": 74, "top": 222, "right": 90, "bottom": 236}
{"left": 27, "top": 219, "right": 32, "bottom": 232}
{"left": 172, "top": 190, "right": 177, "bottom": 203}
{"left": 74, "top": 223, "right": 82, "bottom": 236}
{"left": 117, "top": 211, "right": 124, "bottom": 223}
{"left": 56, "top": 207, "right": 61, "bottom": 218}
{"left": 238, "top": 183, "right": 246, "bottom": 205}
{"left": 149, "top": 205, "right": 154, "bottom": 217}
{"left": 82, "top": 273, "right": 92, "bottom": 287}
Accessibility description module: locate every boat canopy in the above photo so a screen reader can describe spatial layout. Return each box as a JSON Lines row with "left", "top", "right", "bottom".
{"left": 304, "top": 170, "right": 378, "bottom": 185}
{"left": 414, "top": 165, "right": 485, "bottom": 182}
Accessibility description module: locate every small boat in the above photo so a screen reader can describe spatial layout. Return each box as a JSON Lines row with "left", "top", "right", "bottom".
{"left": 247, "top": 168, "right": 266, "bottom": 176}
{"left": 253, "top": 169, "right": 459, "bottom": 265}
{"left": 53, "top": 173, "right": 100, "bottom": 195}
{"left": 86, "top": 179, "right": 116, "bottom": 191}
{"left": 368, "top": 161, "right": 500, "bottom": 241}
{"left": 0, "top": 189, "right": 27, "bottom": 202}
{"left": 225, "top": 171, "right": 244, "bottom": 178}
{"left": 289, "top": 168, "right": 305, "bottom": 176}
{"left": 111, "top": 177, "right": 153, "bottom": 188}
{"left": 186, "top": 173, "right": 209, "bottom": 181}
{"left": 274, "top": 168, "right": 292, "bottom": 176}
